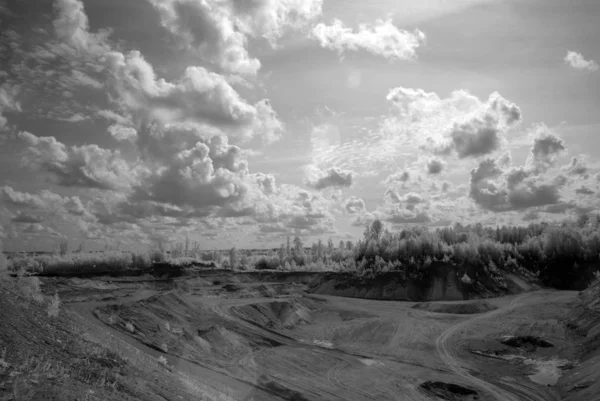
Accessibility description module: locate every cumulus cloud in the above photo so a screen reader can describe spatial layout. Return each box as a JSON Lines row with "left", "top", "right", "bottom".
{"left": 564, "top": 51, "right": 598, "bottom": 71}
{"left": 52, "top": 0, "right": 283, "bottom": 144}
{"left": 53, "top": 0, "right": 111, "bottom": 55}
{"left": 108, "top": 124, "right": 137, "bottom": 142}
{"left": 390, "top": 89, "right": 521, "bottom": 155}
{"left": 426, "top": 157, "right": 445, "bottom": 174}
{"left": 105, "top": 50, "right": 282, "bottom": 143}
{"left": 444, "top": 93, "right": 521, "bottom": 158}
{"left": 148, "top": 0, "right": 322, "bottom": 75}
{"left": 304, "top": 165, "right": 354, "bottom": 190}
{"left": 384, "top": 170, "right": 410, "bottom": 185}
{"left": 252, "top": 184, "right": 337, "bottom": 236}
{"left": 0, "top": 186, "right": 98, "bottom": 240}
{"left": 311, "top": 18, "right": 425, "bottom": 61}
{"left": 525, "top": 125, "right": 566, "bottom": 172}
{"left": 384, "top": 189, "right": 424, "bottom": 205}
{"left": 562, "top": 156, "right": 589, "bottom": 176}
{"left": 133, "top": 136, "right": 249, "bottom": 211}
{"left": 342, "top": 196, "right": 365, "bottom": 214}
{"left": 469, "top": 129, "right": 571, "bottom": 212}
{"left": 19, "top": 131, "right": 141, "bottom": 190}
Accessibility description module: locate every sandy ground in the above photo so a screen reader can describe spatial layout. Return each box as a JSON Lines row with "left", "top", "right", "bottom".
{"left": 48, "top": 274, "right": 580, "bottom": 401}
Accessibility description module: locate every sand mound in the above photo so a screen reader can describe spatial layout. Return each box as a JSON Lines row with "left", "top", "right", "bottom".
{"left": 232, "top": 300, "right": 313, "bottom": 329}
{"left": 412, "top": 300, "right": 497, "bottom": 314}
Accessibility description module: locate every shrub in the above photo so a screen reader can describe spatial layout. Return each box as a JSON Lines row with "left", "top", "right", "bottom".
{"left": 254, "top": 256, "right": 280, "bottom": 270}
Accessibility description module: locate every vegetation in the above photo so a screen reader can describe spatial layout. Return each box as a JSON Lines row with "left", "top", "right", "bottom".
{"left": 229, "top": 214, "right": 600, "bottom": 288}
{"left": 2, "top": 214, "right": 600, "bottom": 289}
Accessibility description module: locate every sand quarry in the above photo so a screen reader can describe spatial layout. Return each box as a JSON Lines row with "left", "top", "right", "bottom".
{"left": 15, "top": 267, "right": 594, "bottom": 401}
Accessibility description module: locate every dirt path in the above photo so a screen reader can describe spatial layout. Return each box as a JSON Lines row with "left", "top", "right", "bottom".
{"left": 435, "top": 292, "right": 558, "bottom": 401}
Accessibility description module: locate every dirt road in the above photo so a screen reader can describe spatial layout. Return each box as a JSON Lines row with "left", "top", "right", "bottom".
{"left": 436, "top": 291, "right": 563, "bottom": 401}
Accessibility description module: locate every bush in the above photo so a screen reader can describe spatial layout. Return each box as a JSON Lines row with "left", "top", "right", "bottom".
{"left": 254, "top": 256, "right": 280, "bottom": 270}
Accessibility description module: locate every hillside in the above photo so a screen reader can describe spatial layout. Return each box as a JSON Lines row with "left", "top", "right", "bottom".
{"left": 557, "top": 279, "right": 600, "bottom": 400}
{"left": 0, "top": 277, "right": 233, "bottom": 401}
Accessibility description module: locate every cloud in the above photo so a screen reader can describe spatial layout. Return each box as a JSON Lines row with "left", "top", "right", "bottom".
{"left": 426, "top": 157, "right": 445, "bottom": 174}
{"left": 24, "top": 223, "right": 63, "bottom": 237}
{"left": 446, "top": 93, "right": 521, "bottom": 158}
{"left": 106, "top": 50, "right": 283, "bottom": 143}
{"left": 304, "top": 165, "right": 354, "bottom": 190}
{"left": 61, "top": 113, "right": 87, "bottom": 122}
{"left": 315, "top": 88, "right": 522, "bottom": 178}
{"left": 147, "top": 0, "right": 322, "bottom": 75}
{"left": 384, "top": 170, "right": 410, "bottom": 185}
{"left": 0, "top": 186, "right": 94, "bottom": 219}
{"left": 387, "top": 89, "right": 522, "bottom": 159}
{"left": 97, "top": 109, "right": 131, "bottom": 125}
{"left": 562, "top": 156, "right": 588, "bottom": 176}
{"left": 108, "top": 124, "right": 138, "bottom": 142}
{"left": 11, "top": 212, "right": 44, "bottom": 224}
{"left": 71, "top": 69, "right": 103, "bottom": 89}
{"left": 525, "top": 124, "right": 566, "bottom": 172}
{"left": 311, "top": 18, "right": 425, "bottom": 61}
{"left": 19, "top": 131, "right": 141, "bottom": 190}
{"left": 342, "top": 196, "right": 366, "bottom": 214}
{"left": 384, "top": 209, "right": 431, "bottom": 224}
{"left": 251, "top": 184, "right": 337, "bottom": 237}
{"left": 132, "top": 136, "right": 248, "bottom": 211}
{"left": 52, "top": 0, "right": 111, "bottom": 55}
{"left": 564, "top": 51, "right": 598, "bottom": 71}
{"left": 575, "top": 185, "right": 594, "bottom": 195}
{"left": 52, "top": 0, "right": 283, "bottom": 144}
{"left": 0, "top": 83, "right": 21, "bottom": 128}
{"left": 469, "top": 129, "right": 570, "bottom": 212}
{"left": 384, "top": 189, "right": 424, "bottom": 205}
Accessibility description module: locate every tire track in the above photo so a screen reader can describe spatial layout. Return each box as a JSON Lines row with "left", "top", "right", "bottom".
{"left": 435, "top": 292, "right": 548, "bottom": 401}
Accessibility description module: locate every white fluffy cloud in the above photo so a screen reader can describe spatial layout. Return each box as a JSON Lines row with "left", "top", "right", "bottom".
{"left": 148, "top": 0, "right": 323, "bottom": 75}
{"left": 108, "top": 124, "right": 138, "bottom": 142}
{"left": 312, "top": 18, "right": 425, "bottom": 61}
{"left": 342, "top": 196, "right": 366, "bottom": 214}
{"left": 564, "top": 51, "right": 598, "bottom": 71}
{"left": 105, "top": 50, "right": 282, "bottom": 142}
{"left": 51, "top": 0, "right": 284, "bottom": 144}
{"left": 133, "top": 137, "right": 249, "bottom": 211}
{"left": 0, "top": 186, "right": 95, "bottom": 221}
{"left": 304, "top": 165, "right": 354, "bottom": 190}
{"left": 52, "top": 0, "right": 111, "bottom": 55}
{"left": 387, "top": 88, "right": 522, "bottom": 158}
{"left": 19, "top": 131, "right": 142, "bottom": 190}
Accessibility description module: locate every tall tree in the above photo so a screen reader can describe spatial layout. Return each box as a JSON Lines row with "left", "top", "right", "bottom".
{"left": 371, "top": 219, "right": 383, "bottom": 242}
{"left": 228, "top": 247, "right": 237, "bottom": 269}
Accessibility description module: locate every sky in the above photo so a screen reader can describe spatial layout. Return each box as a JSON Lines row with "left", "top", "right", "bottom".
{"left": 0, "top": 0, "right": 599, "bottom": 252}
